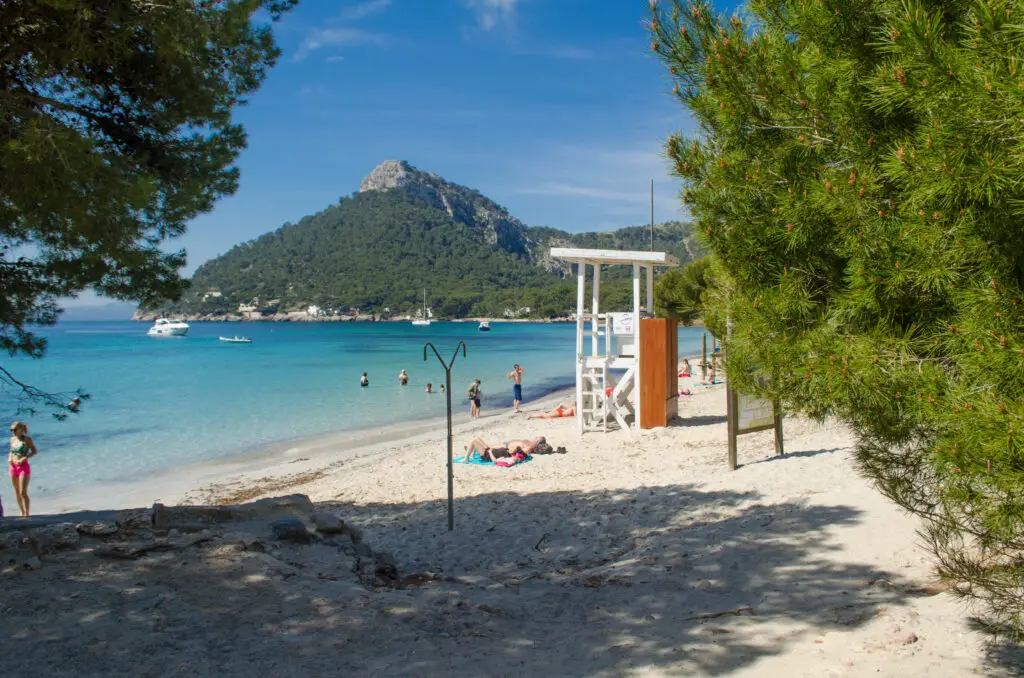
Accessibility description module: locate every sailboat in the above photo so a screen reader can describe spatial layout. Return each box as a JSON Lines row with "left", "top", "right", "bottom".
{"left": 411, "top": 289, "right": 431, "bottom": 326}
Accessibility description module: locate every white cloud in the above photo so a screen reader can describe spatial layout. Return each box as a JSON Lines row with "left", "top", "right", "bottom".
{"left": 325, "top": 55, "right": 346, "bottom": 63}
{"left": 514, "top": 141, "right": 685, "bottom": 225}
{"left": 293, "top": 28, "right": 388, "bottom": 61}
{"left": 339, "top": 0, "right": 392, "bottom": 21}
{"left": 464, "top": 0, "right": 521, "bottom": 31}
{"left": 519, "top": 182, "right": 649, "bottom": 203}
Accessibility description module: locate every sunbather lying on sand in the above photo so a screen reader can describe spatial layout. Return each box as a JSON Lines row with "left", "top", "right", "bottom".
{"left": 464, "top": 436, "right": 547, "bottom": 464}
{"left": 528, "top": 403, "right": 576, "bottom": 419}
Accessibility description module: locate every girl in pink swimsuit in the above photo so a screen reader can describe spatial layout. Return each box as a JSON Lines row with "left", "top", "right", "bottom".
{"left": 9, "top": 421, "right": 37, "bottom": 517}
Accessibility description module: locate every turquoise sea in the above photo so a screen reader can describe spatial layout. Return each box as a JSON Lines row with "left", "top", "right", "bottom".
{"left": 1, "top": 321, "right": 709, "bottom": 499}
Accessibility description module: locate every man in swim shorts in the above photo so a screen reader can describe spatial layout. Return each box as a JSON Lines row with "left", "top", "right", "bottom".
{"left": 507, "top": 363, "right": 524, "bottom": 413}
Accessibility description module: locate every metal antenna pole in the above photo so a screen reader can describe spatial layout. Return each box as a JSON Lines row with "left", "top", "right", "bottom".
{"left": 424, "top": 341, "right": 467, "bottom": 531}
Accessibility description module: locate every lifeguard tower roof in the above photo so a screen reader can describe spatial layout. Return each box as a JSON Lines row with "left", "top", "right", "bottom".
{"left": 549, "top": 248, "right": 680, "bottom": 267}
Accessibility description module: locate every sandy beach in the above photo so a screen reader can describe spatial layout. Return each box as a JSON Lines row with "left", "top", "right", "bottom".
{"left": 3, "top": 383, "right": 1019, "bottom": 677}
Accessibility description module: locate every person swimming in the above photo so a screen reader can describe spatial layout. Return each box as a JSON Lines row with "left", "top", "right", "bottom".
{"left": 398, "top": 369, "right": 409, "bottom": 386}
{"left": 425, "top": 383, "right": 433, "bottom": 393}
{"left": 360, "top": 372, "right": 369, "bottom": 387}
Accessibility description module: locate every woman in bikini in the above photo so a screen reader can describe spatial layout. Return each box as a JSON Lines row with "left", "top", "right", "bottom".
{"left": 527, "top": 403, "right": 576, "bottom": 420}
{"left": 9, "top": 421, "right": 37, "bottom": 517}
{"left": 464, "top": 436, "right": 546, "bottom": 463}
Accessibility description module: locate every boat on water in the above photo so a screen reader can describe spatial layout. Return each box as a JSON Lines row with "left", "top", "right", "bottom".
{"left": 219, "top": 336, "right": 253, "bottom": 344}
{"left": 478, "top": 321, "right": 491, "bottom": 332}
{"left": 147, "top": 318, "right": 189, "bottom": 337}
{"left": 411, "top": 289, "right": 431, "bottom": 326}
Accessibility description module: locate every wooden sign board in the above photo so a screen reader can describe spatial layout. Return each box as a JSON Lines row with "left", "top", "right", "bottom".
{"left": 726, "top": 383, "right": 784, "bottom": 470}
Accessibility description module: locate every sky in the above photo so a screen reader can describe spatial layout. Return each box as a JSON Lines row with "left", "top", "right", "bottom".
{"left": 68, "top": 0, "right": 699, "bottom": 310}
{"left": 184, "top": 0, "right": 696, "bottom": 268}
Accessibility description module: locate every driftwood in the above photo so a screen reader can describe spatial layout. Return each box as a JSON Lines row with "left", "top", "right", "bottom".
{"left": 683, "top": 606, "right": 755, "bottom": 622}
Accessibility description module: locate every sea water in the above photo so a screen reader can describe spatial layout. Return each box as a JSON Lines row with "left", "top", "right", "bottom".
{"left": 0, "top": 321, "right": 709, "bottom": 498}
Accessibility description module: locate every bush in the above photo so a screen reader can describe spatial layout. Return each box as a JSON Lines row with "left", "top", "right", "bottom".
{"left": 651, "top": 0, "right": 1024, "bottom": 639}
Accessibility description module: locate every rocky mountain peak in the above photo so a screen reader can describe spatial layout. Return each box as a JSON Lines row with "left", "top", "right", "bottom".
{"left": 357, "top": 160, "right": 535, "bottom": 259}
{"left": 359, "top": 160, "right": 438, "bottom": 193}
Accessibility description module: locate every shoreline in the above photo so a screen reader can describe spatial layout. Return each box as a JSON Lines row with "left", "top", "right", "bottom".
{"left": 131, "top": 315, "right": 582, "bottom": 324}
{"left": 129, "top": 315, "right": 708, "bottom": 327}
{"left": 34, "top": 386, "right": 578, "bottom": 514}
{"left": 35, "top": 355, "right": 716, "bottom": 514}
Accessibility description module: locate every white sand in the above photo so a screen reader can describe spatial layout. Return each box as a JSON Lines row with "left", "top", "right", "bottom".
{"left": 14, "top": 384, "right": 1013, "bottom": 676}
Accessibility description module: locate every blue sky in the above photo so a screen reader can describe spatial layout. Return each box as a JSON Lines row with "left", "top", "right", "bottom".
{"left": 70, "top": 0, "right": 697, "bottom": 312}
{"left": 177, "top": 0, "right": 694, "bottom": 272}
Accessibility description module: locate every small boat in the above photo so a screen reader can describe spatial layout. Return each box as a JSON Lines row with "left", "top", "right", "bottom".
{"left": 478, "top": 321, "right": 491, "bottom": 332}
{"left": 147, "top": 318, "right": 189, "bottom": 337}
{"left": 219, "top": 336, "right": 252, "bottom": 344}
{"left": 411, "top": 289, "right": 431, "bottom": 326}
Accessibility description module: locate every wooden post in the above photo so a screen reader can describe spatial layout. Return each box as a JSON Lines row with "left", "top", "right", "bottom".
{"left": 701, "top": 333, "right": 708, "bottom": 380}
{"left": 726, "top": 385, "right": 738, "bottom": 470}
{"left": 773, "top": 402, "right": 785, "bottom": 457}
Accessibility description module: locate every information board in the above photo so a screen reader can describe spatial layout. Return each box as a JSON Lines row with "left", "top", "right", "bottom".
{"left": 726, "top": 382, "right": 784, "bottom": 470}
{"left": 609, "top": 312, "right": 634, "bottom": 336}
{"left": 737, "top": 392, "right": 776, "bottom": 432}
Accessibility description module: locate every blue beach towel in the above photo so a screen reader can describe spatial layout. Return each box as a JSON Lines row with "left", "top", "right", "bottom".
{"left": 454, "top": 452, "right": 533, "bottom": 467}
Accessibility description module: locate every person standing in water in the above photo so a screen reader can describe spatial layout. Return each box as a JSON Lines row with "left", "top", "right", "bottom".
{"left": 360, "top": 372, "right": 369, "bottom": 387}
{"left": 9, "top": 421, "right": 37, "bottom": 517}
{"left": 398, "top": 369, "right": 409, "bottom": 386}
{"left": 468, "top": 379, "right": 482, "bottom": 418}
{"left": 507, "top": 363, "right": 525, "bottom": 413}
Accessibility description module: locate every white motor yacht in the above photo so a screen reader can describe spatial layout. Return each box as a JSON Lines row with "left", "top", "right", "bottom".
{"left": 147, "top": 318, "right": 190, "bottom": 337}
{"left": 478, "top": 321, "right": 491, "bottom": 332}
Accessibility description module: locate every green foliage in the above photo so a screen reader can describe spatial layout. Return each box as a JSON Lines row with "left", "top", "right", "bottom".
{"left": 655, "top": 256, "right": 712, "bottom": 326}
{"left": 527, "top": 221, "right": 702, "bottom": 282}
{"left": 175, "top": 189, "right": 700, "bottom": 319}
{"left": 652, "top": 0, "right": 1024, "bottom": 639}
{"left": 0, "top": 0, "right": 292, "bottom": 413}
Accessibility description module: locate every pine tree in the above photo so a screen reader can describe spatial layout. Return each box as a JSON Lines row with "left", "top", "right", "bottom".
{"left": 655, "top": 256, "right": 714, "bottom": 327}
{"left": 0, "top": 0, "right": 294, "bottom": 414}
{"left": 651, "top": 0, "right": 1024, "bottom": 639}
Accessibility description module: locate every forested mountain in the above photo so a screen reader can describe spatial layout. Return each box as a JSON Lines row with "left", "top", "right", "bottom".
{"left": 167, "top": 161, "right": 700, "bottom": 319}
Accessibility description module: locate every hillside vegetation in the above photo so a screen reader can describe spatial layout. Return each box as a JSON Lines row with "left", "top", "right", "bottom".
{"left": 169, "top": 161, "right": 699, "bottom": 318}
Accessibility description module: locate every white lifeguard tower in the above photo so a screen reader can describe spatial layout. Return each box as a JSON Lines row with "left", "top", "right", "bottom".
{"left": 550, "top": 248, "right": 680, "bottom": 434}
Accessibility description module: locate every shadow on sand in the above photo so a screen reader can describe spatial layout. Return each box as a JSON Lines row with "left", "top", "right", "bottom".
{"left": 1, "top": 484, "right": 941, "bottom": 676}
{"left": 746, "top": 447, "right": 844, "bottom": 466}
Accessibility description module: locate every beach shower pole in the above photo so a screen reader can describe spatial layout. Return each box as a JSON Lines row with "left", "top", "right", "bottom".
{"left": 424, "top": 341, "right": 467, "bottom": 532}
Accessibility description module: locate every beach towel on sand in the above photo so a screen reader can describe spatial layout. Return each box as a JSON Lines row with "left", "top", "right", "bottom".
{"left": 454, "top": 452, "right": 533, "bottom": 467}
